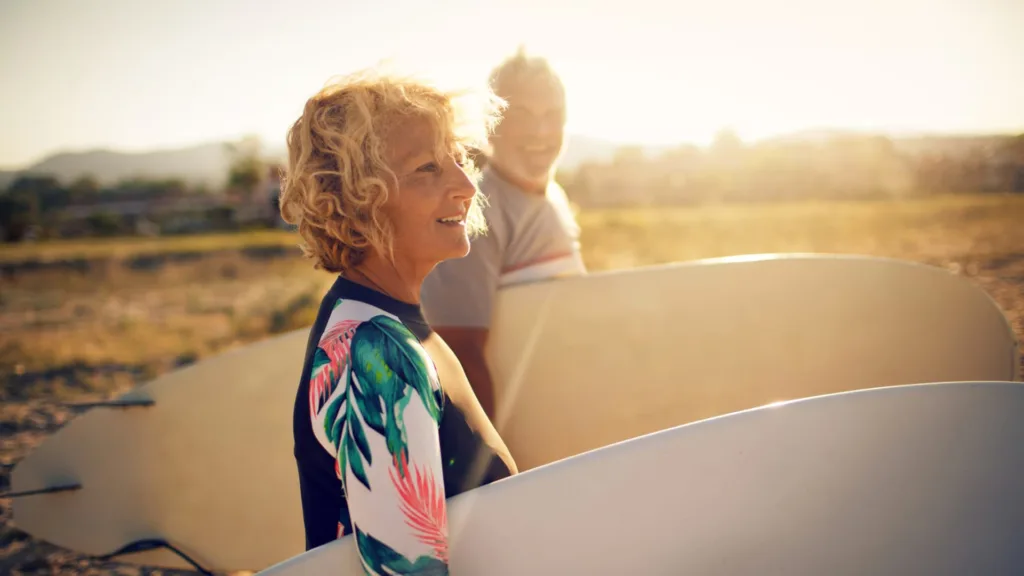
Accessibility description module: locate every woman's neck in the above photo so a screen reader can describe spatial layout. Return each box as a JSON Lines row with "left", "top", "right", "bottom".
{"left": 349, "top": 253, "right": 428, "bottom": 305}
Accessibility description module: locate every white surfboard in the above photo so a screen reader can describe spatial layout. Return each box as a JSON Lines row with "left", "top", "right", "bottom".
{"left": 486, "top": 253, "right": 1021, "bottom": 471}
{"left": 7, "top": 254, "right": 1020, "bottom": 572}
{"left": 256, "top": 380, "right": 1024, "bottom": 576}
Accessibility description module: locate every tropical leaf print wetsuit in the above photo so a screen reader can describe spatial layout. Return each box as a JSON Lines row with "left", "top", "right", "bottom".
{"left": 293, "top": 275, "right": 512, "bottom": 574}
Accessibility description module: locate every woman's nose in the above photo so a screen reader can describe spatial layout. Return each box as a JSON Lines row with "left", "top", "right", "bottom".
{"left": 448, "top": 164, "right": 477, "bottom": 200}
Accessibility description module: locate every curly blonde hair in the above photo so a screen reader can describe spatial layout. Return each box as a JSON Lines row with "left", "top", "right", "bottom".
{"left": 279, "top": 68, "right": 504, "bottom": 273}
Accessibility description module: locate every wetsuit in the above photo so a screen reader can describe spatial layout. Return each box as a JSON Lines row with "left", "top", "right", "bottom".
{"left": 292, "top": 275, "right": 512, "bottom": 574}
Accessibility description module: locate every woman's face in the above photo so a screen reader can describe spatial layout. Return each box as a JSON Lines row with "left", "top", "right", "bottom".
{"left": 381, "top": 116, "right": 479, "bottom": 268}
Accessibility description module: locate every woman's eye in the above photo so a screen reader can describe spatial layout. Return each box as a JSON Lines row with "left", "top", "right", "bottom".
{"left": 417, "top": 162, "right": 439, "bottom": 173}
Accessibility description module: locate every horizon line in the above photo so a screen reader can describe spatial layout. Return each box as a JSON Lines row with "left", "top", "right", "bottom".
{"left": 3, "top": 125, "right": 1023, "bottom": 172}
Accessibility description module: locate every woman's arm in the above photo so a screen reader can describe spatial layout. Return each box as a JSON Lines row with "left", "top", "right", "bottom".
{"left": 433, "top": 326, "right": 495, "bottom": 419}
{"left": 324, "top": 314, "right": 450, "bottom": 575}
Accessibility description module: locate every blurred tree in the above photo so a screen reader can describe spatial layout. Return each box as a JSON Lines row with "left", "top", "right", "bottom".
{"left": 7, "top": 175, "right": 65, "bottom": 220}
{"left": 0, "top": 194, "right": 32, "bottom": 241}
{"left": 0, "top": 176, "right": 66, "bottom": 240}
{"left": 612, "top": 145, "right": 645, "bottom": 167}
{"left": 68, "top": 174, "right": 101, "bottom": 203}
{"left": 149, "top": 178, "right": 188, "bottom": 197}
{"left": 85, "top": 211, "right": 123, "bottom": 237}
{"left": 999, "top": 134, "right": 1024, "bottom": 192}
{"left": 710, "top": 128, "right": 743, "bottom": 156}
{"left": 225, "top": 135, "right": 265, "bottom": 201}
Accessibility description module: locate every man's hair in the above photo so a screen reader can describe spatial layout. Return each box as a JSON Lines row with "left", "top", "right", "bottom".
{"left": 279, "top": 68, "right": 502, "bottom": 273}
{"left": 488, "top": 45, "right": 566, "bottom": 105}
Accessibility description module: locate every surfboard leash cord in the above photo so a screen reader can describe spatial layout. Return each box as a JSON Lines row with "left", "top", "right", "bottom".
{"left": 0, "top": 482, "right": 82, "bottom": 498}
{"left": 97, "top": 539, "right": 214, "bottom": 575}
{"left": 0, "top": 485, "right": 212, "bottom": 576}
{"left": 63, "top": 398, "right": 156, "bottom": 410}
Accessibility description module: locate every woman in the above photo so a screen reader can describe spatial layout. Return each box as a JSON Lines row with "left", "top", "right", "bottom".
{"left": 280, "top": 68, "right": 518, "bottom": 574}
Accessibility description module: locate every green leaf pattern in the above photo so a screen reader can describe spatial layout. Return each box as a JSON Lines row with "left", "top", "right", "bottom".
{"left": 349, "top": 315, "right": 442, "bottom": 470}
{"left": 356, "top": 525, "right": 449, "bottom": 576}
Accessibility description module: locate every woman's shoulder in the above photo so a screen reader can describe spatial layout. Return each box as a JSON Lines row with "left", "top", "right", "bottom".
{"left": 319, "top": 297, "right": 441, "bottom": 389}
{"left": 321, "top": 297, "right": 424, "bottom": 339}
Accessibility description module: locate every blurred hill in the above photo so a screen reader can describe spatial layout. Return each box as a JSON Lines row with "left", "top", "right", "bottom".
{"left": 0, "top": 141, "right": 285, "bottom": 190}
{"left": 0, "top": 134, "right": 662, "bottom": 190}
{"left": 2, "top": 131, "right": 1020, "bottom": 201}
{"left": 558, "top": 135, "right": 672, "bottom": 169}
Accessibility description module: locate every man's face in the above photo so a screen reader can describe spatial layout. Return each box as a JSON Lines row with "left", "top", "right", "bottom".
{"left": 490, "top": 79, "right": 566, "bottom": 189}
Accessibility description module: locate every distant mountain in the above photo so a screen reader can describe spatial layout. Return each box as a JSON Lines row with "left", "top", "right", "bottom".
{"left": 28, "top": 143, "right": 228, "bottom": 186}
{"left": 560, "top": 134, "right": 623, "bottom": 167}
{"left": 758, "top": 128, "right": 868, "bottom": 145}
{"left": 2, "top": 130, "right": 1017, "bottom": 192}
{"left": 559, "top": 134, "right": 678, "bottom": 168}
{"left": 0, "top": 141, "right": 287, "bottom": 190}
{"left": 889, "top": 133, "right": 1019, "bottom": 157}
{"left": 761, "top": 127, "right": 1022, "bottom": 156}
{"left": 0, "top": 135, "right": 658, "bottom": 191}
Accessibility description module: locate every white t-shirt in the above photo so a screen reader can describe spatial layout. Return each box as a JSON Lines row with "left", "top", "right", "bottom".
{"left": 420, "top": 166, "right": 586, "bottom": 328}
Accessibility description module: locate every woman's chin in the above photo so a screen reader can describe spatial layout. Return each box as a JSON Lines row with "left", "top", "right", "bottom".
{"left": 444, "top": 238, "right": 472, "bottom": 261}
{"left": 419, "top": 241, "right": 472, "bottom": 268}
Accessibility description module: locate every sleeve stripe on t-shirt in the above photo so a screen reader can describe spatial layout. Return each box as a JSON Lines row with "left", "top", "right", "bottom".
{"left": 499, "top": 251, "right": 586, "bottom": 287}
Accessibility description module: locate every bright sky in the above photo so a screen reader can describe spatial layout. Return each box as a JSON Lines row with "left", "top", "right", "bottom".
{"left": 1, "top": 0, "right": 1022, "bottom": 168}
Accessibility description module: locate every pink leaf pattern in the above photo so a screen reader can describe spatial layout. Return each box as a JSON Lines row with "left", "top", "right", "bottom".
{"left": 309, "top": 319, "right": 362, "bottom": 416}
{"left": 389, "top": 452, "right": 448, "bottom": 563}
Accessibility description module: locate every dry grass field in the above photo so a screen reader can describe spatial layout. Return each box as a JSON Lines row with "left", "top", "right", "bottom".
{"left": 2, "top": 193, "right": 1023, "bottom": 575}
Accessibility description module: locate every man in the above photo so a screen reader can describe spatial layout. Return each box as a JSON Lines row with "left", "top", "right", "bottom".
{"left": 420, "top": 47, "right": 586, "bottom": 421}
